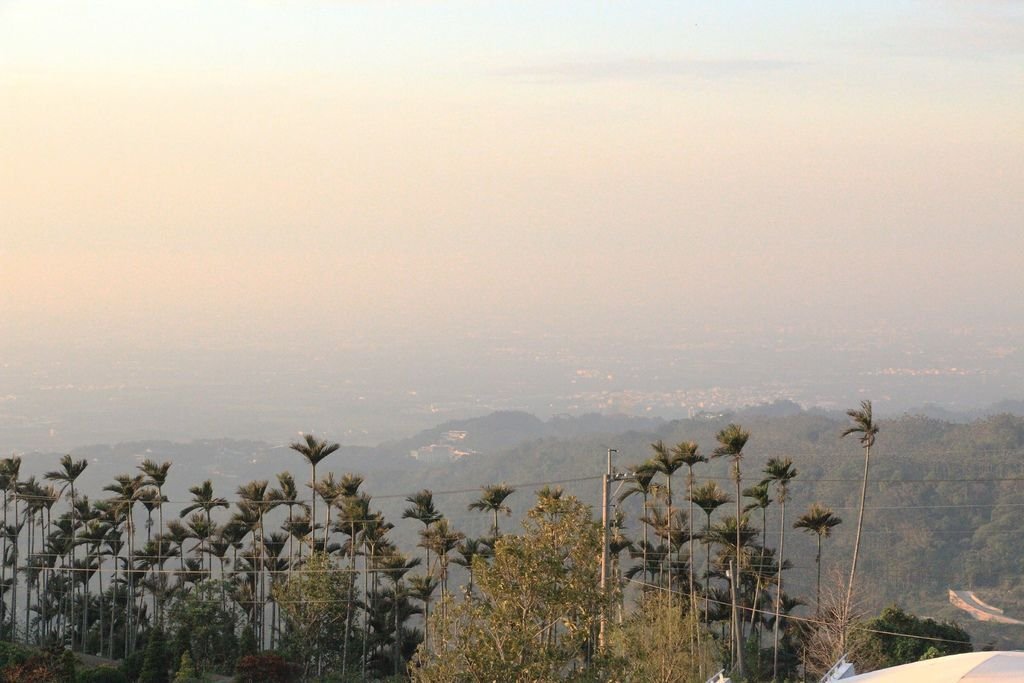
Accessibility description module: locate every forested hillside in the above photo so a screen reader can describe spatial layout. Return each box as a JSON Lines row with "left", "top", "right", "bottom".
{"left": 4, "top": 408, "right": 1022, "bottom": 680}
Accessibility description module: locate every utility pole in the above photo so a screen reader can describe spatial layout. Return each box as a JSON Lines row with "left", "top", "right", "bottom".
{"left": 599, "top": 449, "right": 636, "bottom": 650}
{"left": 599, "top": 448, "right": 615, "bottom": 649}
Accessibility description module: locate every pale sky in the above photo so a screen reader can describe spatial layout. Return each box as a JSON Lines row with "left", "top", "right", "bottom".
{"left": 2, "top": 0, "right": 1023, "bottom": 352}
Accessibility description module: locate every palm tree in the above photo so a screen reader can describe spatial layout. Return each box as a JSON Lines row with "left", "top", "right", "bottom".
{"left": 102, "top": 474, "right": 143, "bottom": 656}
{"left": 841, "top": 399, "right": 879, "bottom": 617}
{"left": 402, "top": 490, "right": 442, "bottom": 570}
{"left": 237, "top": 480, "right": 272, "bottom": 646}
{"left": 741, "top": 480, "right": 771, "bottom": 636}
{"left": 315, "top": 472, "right": 348, "bottom": 552}
{"left": 408, "top": 574, "right": 439, "bottom": 651}
{"left": 690, "top": 481, "right": 730, "bottom": 621}
{"left": 712, "top": 423, "right": 750, "bottom": 676}
{"left": 289, "top": 434, "right": 340, "bottom": 548}
{"left": 762, "top": 456, "right": 797, "bottom": 682}
{"left": 269, "top": 472, "right": 308, "bottom": 569}
{"left": 418, "top": 518, "right": 464, "bottom": 604}
{"left": 672, "top": 442, "right": 706, "bottom": 620}
{"left": 618, "top": 463, "right": 657, "bottom": 592}
{"left": 137, "top": 460, "right": 170, "bottom": 622}
{"left": 649, "top": 441, "right": 687, "bottom": 597}
{"left": 179, "top": 480, "right": 228, "bottom": 574}
{"left": 338, "top": 491, "right": 370, "bottom": 678}
{"left": 793, "top": 503, "right": 842, "bottom": 617}
{"left": 451, "top": 538, "right": 483, "bottom": 594}
{"left": 377, "top": 552, "right": 421, "bottom": 676}
{"left": 45, "top": 454, "right": 88, "bottom": 649}
{"left": 0, "top": 457, "right": 21, "bottom": 641}
{"left": 467, "top": 484, "right": 515, "bottom": 538}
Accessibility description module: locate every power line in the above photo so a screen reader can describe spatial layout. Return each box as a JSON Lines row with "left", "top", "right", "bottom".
{"left": 623, "top": 577, "right": 973, "bottom": 646}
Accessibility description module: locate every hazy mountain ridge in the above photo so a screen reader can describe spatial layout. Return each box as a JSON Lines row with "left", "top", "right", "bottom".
{"left": 10, "top": 406, "right": 1024, "bottom": 650}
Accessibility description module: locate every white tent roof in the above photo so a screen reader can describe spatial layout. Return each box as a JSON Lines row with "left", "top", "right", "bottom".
{"left": 845, "top": 651, "right": 1024, "bottom": 682}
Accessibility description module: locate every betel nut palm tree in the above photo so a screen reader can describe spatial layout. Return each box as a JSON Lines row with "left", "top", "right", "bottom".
{"left": 762, "top": 456, "right": 797, "bottom": 682}
{"left": 793, "top": 502, "right": 842, "bottom": 617}
{"left": 618, "top": 462, "right": 657, "bottom": 591}
{"left": 467, "top": 483, "right": 515, "bottom": 538}
{"left": 402, "top": 489, "right": 442, "bottom": 571}
{"left": 690, "top": 480, "right": 730, "bottom": 621}
{"left": 138, "top": 459, "right": 171, "bottom": 622}
{"left": 672, "top": 441, "right": 705, "bottom": 632}
{"left": 289, "top": 433, "right": 340, "bottom": 550}
{"left": 44, "top": 454, "right": 87, "bottom": 649}
{"left": 180, "top": 479, "right": 229, "bottom": 574}
{"left": 649, "top": 441, "right": 687, "bottom": 598}
{"left": 712, "top": 422, "right": 750, "bottom": 677}
{"left": 841, "top": 400, "right": 879, "bottom": 617}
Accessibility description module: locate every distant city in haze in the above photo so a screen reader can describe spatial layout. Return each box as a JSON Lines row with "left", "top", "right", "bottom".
{"left": 1, "top": 1, "right": 1021, "bottom": 455}
{"left": 3, "top": 320, "right": 1021, "bottom": 453}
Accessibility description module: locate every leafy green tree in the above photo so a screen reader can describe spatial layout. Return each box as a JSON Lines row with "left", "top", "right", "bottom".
{"left": 166, "top": 580, "right": 239, "bottom": 676}
{"left": 411, "top": 494, "right": 610, "bottom": 682}
{"left": 851, "top": 605, "right": 970, "bottom": 671}
{"left": 606, "top": 591, "right": 719, "bottom": 683}
{"left": 171, "top": 652, "right": 198, "bottom": 683}
{"left": 139, "top": 627, "right": 170, "bottom": 683}
{"left": 273, "top": 551, "right": 355, "bottom": 680}
{"left": 57, "top": 648, "right": 76, "bottom": 683}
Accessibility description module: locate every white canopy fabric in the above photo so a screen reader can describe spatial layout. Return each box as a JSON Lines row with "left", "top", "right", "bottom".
{"left": 845, "top": 651, "right": 1024, "bottom": 682}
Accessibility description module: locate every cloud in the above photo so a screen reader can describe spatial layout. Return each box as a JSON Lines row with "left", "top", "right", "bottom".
{"left": 491, "top": 57, "right": 800, "bottom": 84}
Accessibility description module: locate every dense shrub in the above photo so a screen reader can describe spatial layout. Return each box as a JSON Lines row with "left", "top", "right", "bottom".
{"left": 233, "top": 653, "right": 295, "bottom": 683}
{"left": 1, "top": 654, "right": 59, "bottom": 683}
{"left": 0, "top": 641, "right": 31, "bottom": 670}
{"left": 77, "top": 666, "right": 129, "bottom": 683}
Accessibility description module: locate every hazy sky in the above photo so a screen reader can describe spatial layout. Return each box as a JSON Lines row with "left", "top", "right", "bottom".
{"left": 2, "top": 0, "right": 1023, "bottom": 352}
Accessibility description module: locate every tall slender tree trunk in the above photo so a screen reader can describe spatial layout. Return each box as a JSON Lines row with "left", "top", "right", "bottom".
{"left": 641, "top": 493, "right": 649, "bottom": 588}
{"left": 10, "top": 494, "right": 16, "bottom": 643}
{"left": 310, "top": 464, "right": 317, "bottom": 551}
{"left": 846, "top": 444, "right": 871, "bottom": 621}
{"left": 772, "top": 498, "right": 786, "bottom": 682}
{"left": 156, "top": 490, "right": 164, "bottom": 626}
{"left": 342, "top": 521, "right": 356, "bottom": 679}
{"left": 666, "top": 476, "right": 673, "bottom": 600}
{"left": 1, "top": 490, "right": 7, "bottom": 639}
{"left": 704, "top": 512, "right": 713, "bottom": 623}
{"left": 25, "top": 509, "right": 32, "bottom": 643}
{"left": 687, "top": 469, "right": 699, "bottom": 664}
{"left": 69, "top": 483, "right": 76, "bottom": 650}
{"left": 733, "top": 459, "right": 744, "bottom": 677}
{"left": 815, "top": 536, "right": 823, "bottom": 618}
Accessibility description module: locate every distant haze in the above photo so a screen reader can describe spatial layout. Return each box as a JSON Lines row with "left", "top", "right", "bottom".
{"left": 1, "top": 1, "right": 1021, "bottom": 450}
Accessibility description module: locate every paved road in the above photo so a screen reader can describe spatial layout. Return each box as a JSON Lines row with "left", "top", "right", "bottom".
{"left": 949, "top": 590, "right": 1024, "bottom": 625}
